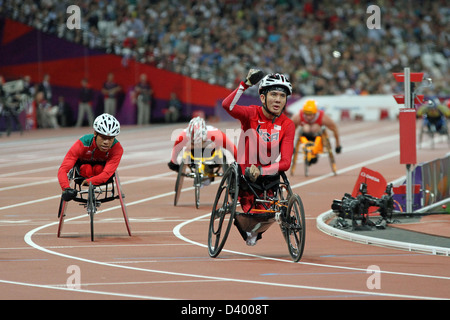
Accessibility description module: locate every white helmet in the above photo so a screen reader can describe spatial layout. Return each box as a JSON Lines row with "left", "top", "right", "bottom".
{"left": 187, "top": 116, "right": 206, "bottom": 144}
{"left": 258, "top": 73, "right": 292, "bottom": 96}
{"left": 93, "top": 113, "right": 120, "bottom": 136}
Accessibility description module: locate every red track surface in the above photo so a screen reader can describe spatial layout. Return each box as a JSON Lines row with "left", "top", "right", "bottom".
{"left": 0, "top": 119, "right": 449, "bottom": 301}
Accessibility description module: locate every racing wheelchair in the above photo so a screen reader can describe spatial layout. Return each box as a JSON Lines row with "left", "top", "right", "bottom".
{"left": 291, "top": 126, "right": 336, "bottom": 177}
{"left": 207, "top": 162, "right": 306, "bottom": 262}
{"left": 57, "top": 164, "right": 132, "bottom": 241}
{"left": 418, "top": 114, "right": 450, "bottom": 149}
{"left": 174, "top": 147, "right": 229, "bottom": 208}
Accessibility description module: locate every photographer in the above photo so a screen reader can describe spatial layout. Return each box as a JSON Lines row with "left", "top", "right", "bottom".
{"left": 0, "top": 76, "right": 24, "bottom": 136}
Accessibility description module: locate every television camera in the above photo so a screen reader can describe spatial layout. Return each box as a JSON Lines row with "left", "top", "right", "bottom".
{"left": 331, "top": 182, "right": 394, "bottom": 230}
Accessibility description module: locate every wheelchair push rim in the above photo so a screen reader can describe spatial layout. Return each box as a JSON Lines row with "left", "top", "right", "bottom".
{"left": 207, "top": 164, "right": 239, "bottom": 258}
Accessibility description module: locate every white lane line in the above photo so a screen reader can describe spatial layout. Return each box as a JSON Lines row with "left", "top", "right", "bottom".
{"left": 18, "top": 146, "right": 449, "bottom": 300}
{"left": 0, "top": 279, "right": 174, "bottom": 300}
{"left": 7, "top": 123, "right": 448, "bottom": 299}
{"left": 22, "top": 222, "right": 448, "bottom": 300}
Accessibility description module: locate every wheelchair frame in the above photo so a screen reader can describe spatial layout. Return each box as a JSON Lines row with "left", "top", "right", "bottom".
{"left": 291, "top": 126, "right": 337, "bottom": 177}
{"left": 57, "top": 165, "right": 131, "bottom": 241}
{"left": 174, "top": 148, "right": 228, "bottom": 209}
{"left": 207, "top": 163, "right": 306, "bottom": 262}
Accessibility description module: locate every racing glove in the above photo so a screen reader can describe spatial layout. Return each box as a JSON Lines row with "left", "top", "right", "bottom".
{"left": 167, "top": 161, "right": 180, "bottom": 172}
{"left": 335, "top": 145, "right": 342, "bottom": 154}
{"left": 62, "top": 188, "right": 78, "bottom": 201}
{"left": 244, "top": 69, "right": 265, "bottom": 86}
{"left": 245, "top": 165, "right": 262, "bottom": 183}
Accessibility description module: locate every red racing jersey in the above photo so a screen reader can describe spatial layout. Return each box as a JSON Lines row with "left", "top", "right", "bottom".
{"left": 57, "top": 134, "right": 123, "bottom": 190}
{"left": 222, "top": 81, "right": 295, "bottom": 175}
{"left": 170, "top": 125, "right": 237, "bottom": 163}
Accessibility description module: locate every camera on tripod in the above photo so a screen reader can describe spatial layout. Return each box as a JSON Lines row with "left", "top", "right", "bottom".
{"left": 331, "top": 182, "right": 394, "bottom": 230}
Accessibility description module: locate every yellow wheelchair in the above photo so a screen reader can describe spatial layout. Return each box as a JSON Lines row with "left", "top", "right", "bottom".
{"left": 174, "top": 147, "right": 229, "bottom": 208}
{"left": 291, "top": 126, "right": 337, "bottom": 177}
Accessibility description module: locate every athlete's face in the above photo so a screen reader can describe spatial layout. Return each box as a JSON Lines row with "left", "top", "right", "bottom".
{"left": 95, "top": 133, "right": 115, "bottom": 152}
{"left": 303, "top": 111, "right": 316, "bottom": 122}
{"left": 260, "top": 90, "right": 287, "bottom": 117}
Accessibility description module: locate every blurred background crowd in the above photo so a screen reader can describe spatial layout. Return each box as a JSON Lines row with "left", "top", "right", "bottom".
{"left": 1, "top": 0, "right": 449, "bottom": 97}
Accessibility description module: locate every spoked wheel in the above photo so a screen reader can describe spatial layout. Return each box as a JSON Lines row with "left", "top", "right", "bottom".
{"left": 322, "top": 132, "right": 337, "bottom": 175}
{"left": 57, "top": 198, "right": 68, "bottom": 238}
{"left": 194, "top": 165, "right": 201, "bottom": 209}
{"left": 290, "top": 135, "right": 302, "bottom": 176}
{"left": 115, "top": 172, "right": 131, "bottom": 236}
{"left": 208, "top": 164, "right": 239, "bottom": 258}
{"left": 303, "top": 147, "right": 310, "bottom": 177}
{"left": 87, "top": 183, "right": 96, "bottom": 242}
{"left": 174, "top": 161, "right": 186, "bottom": 206}
{"left": 284, "top": 194, "right": 306, "bottom": 262}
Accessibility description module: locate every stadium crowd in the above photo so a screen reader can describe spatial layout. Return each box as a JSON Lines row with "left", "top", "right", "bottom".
{"left": 1, "top": 0, "right": 449, "bottom": 98}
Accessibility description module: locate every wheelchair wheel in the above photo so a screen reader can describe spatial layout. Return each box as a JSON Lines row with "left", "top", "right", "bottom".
{"left": 303, "top": 146, "right": 310, "bottom": 177}
{"left": 115, "top": 172, "right": 132, "bottom": 236}
{"left": 322, "top": 131, "right": 337, "bottom": 175}
{"left": 290, "top": 135, "right": 302, "bottom": 176}
{"left": 208, "top": 164, "right": 239, "bottom": 258}
{"left": 284, "top": 194, "right": 306, "bottom": 262}
{"left": 174, "top": 161, "right": 186, "bottom": 206}
{"left": 87, "top": 183, "right": 96, "bottom": 242}
{"left": 57, "top": 198, "right": 68, "bottom": 238}
{"left": 194, "top": 164, "right": 201, "bottom": 209}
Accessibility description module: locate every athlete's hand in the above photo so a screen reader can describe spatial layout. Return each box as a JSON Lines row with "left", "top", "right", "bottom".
{"left": 62, "top": 188, "right": 78, "bottom": 201}
{"left": 245, "top": 165, "right": 261, "bottom": 182}
{"left": 167, "top": 161, "right": 180, "bottom": 172}
{"left": 335, "top": 145, "right": 342, "bottom": 154}
{"left": 244, "top": 69, "right": 264, "bottom": 86}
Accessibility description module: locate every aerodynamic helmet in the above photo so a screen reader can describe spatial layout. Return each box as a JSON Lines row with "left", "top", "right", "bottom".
{"left": 303, "top": 99, "right": 318, "bottom": 114}
{"left": 187, "top": 116, "right": 207, "bottom": 144}
{"left": 258, "top": 73, "right": 292, "bottom": 96}
{"left": 93, "top": 113, "right": 121, "bottom": 136}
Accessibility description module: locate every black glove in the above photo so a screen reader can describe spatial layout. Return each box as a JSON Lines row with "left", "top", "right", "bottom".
{"left": 167, "top": 161, "right": 180, "bottom": 172}
{"left": 335, "top": 145, "right": 342, "bottom": 154}
{"left": 244, "top": 69, "right": 265, "bottom": 86}
{"left": 244, "top": 165, "right": 261, "bottom": 183}
{"left": 62, "top": 188, "right": 78, "bottom": 201}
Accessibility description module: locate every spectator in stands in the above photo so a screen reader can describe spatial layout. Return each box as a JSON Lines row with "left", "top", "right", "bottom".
{"left": 35, "top": 91, "right": 59, "bottom": 129}
{"left": 134, "top": 73, "right": 152, "bottom": 125}
{"left": 3, "top": 0, "right": 449, "bottom": 99}
{"left": 164, "top": 92, "right": 182, "bottom": 123}
{"left": 38, "top": 74, "right": 52, "bottom": 104}
{"left": 101, "top": 72, "right": 121, "bottom": 117}
{"left": 76, "top": 78, "right": 95, "bottom": 127}
{"left": 57, "top": 95, "right": 72, "bottom": 127}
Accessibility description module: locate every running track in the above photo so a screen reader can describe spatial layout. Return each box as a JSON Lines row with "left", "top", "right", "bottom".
{"left": 0, "top": 119, "right": 449, "bottom": 301}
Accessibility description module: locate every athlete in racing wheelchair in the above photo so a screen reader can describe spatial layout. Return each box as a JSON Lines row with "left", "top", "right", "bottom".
{"left": 417, "top": 98, "right": 450, "bottom": 148}
{"left": 56, "top": 113, "right": 131, "bottom": 240}
{"left": 168, "top": 116, "right": 237, "bottom": 207}
{"left": 209, "top": 69, "right": 306, "bottom": 261}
